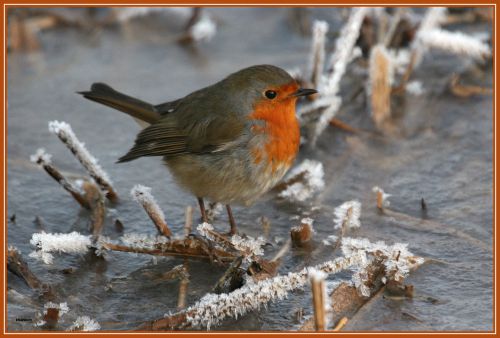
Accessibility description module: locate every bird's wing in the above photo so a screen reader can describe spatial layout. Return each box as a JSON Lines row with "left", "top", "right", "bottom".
{"left": 117, "top": 113, "right": 246, "bottom": 162}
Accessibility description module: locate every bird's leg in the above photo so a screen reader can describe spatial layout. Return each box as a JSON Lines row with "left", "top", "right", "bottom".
{"left": 226, "top": 204, "right": 237, "bottom": 235}
{"left": 197, "top": 197, "right": 208, "bottom": 223}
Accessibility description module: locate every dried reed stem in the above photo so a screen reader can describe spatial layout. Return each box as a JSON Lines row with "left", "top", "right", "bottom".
{"left": 369, "top": 45, "right": 392, "bottom": 129}
{"left": 310, "top": 270, "right": 326, "bottom": 331}
{"left": 332, "top": 316, "right": 348, "bottom": 331}
{"left": 449, "top": 73, "right": 493, "bottom": 97}
{"left": 184, "top": 206, "right": 193, "bottom": 237}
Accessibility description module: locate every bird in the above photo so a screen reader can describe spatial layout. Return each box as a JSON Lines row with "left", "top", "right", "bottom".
{"left": 79, "top": 64, "right": 317, "bottom": 235}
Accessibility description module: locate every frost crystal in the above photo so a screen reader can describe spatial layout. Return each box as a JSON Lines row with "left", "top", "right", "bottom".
{"left": 29, "top": 231, "right": 92, "bottom": 264}
{"left": 312, "top": 7, "right": 368, "bottom": 143}
{"left": 279, "top": 159, "right": 325, "bottom": 202}
{"left": 197, "top": 222, "right": 214, "bottom": 237}
{"left": 189, "top": 15, "right": 217, "bottom": 42}
{"left": 30, "top": 148, "right": 52, "bottom": 164}
{"left": 333, "top": 200, "right": 361, "bottom": 229}
{"left": 406, "top": 81, "right": 425, "bottom": 96}
{"left": 67, "top": 316, "right": 101, "bottom": 331}
{"left": 322, "top": 235, "right": 339, "bottom": 246}
{"left": 119, "top": 232, "right": 169, "bottom": 249}
{"left": 230, "top": 234, "right": 266, "bottom": 257}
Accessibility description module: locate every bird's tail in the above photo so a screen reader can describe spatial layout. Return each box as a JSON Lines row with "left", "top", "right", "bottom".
{"left": 78, "top": 83, "right": 161, "bottom": 124}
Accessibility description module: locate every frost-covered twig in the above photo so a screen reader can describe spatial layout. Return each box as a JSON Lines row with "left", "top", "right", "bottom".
{"left": 48, "top": 121, "right": 118, "bottom": 202}
{"left": 333, "top": 200, "right": 361, "bottom": 230}
{"left": 41, "top": 302, "right": 69, "bottom": 328}
{"left": 187, "top": 13, "right": 216, "bottom": 42}
{"left": 341, "top": 237, "right": 424, "bottom": 288}
{"left": 372, "top": 186, "right": 391, "bottom": 209}
{"left": 113, "top": 7, "right": 190, "bottom": 22}
{"left": 301, "top": 237, "right": 423, "bottom": 330}
{"left": 141, "top": 254, "right": 364, "bottom": 330}
{"left": 308, "top": 20, "right": 329, "bottom": 89}
{"left": 418, "top": 28, "right": 491, "bottom": 61}
{"left": 179, "top": 8, "right": 217, "bottom": 43}
{"left": 278, "top": 159, "right": 325, "bottom": 202}
{"left": 197, "top": 223, "right": 265, "bottom": 260}
{"left": 29, "top": 231, "right": 92, "bottom": 265}
{"left": 30, "top": 148, "right": 90, "bottom": 209}
{"left": 131, "top": 185, "right": 172, "bottom": 237}
{"left": 310, "top": 7, "right": 368, "bottom": 144}
{"left": 100, "top": 233, "right": 236, "bottom": 262}
{"left": 291, "top": 217, "right": 314, "bottom": 246}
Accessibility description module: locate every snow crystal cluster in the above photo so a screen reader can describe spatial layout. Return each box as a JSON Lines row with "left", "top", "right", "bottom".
{"left": 405, "top": 80, "right": 425, "bottom": 96}
{"left": 30, "top": 148, "right": 52, "bottom": 164}
{"left": 322, "top": 235, "right": 339, "bottom": 246}
{"left": 278, "top": 159, "right": 325, "bottom": 202}
{"left": 119, "top": 232, "right": 169, "bottom": 250}
{"left": 48, "top": 120, "right": 112, "bottom": 184}
{"left": 197, "top": 223, "right": 265, "bottom": 258}
{"left": 29, "top": 231, "right": 92, "bottom": 264}
{"left": 230, "top": 234, "right": 266, "bottom": 258}
{"left": 67, "top": 316, "right": 101, "bottom": 332}
{"left": 333, "top": 200, "right": 362, "bottom": 230}
{"left": 189, "top": 14, "right": 217, "bottom": 42}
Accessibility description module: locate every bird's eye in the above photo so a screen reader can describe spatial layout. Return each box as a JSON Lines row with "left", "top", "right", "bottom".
{"left": 264, "top": 90, "right": 277, "bottom": 99}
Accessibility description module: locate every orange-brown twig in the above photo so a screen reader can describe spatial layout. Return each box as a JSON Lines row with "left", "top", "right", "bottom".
{"left": 131, "top": 185, "right": 173, "bottom": 238}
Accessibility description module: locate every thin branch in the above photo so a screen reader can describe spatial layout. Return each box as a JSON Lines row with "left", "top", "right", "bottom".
{"left": 131, "top": 185, "right": 172, "bottom": 238}
{"left": 48, "top": 121, "right": 118, "bottom": 202}
{"left": 30, "top": 148, "right": 90, "bottom": 209}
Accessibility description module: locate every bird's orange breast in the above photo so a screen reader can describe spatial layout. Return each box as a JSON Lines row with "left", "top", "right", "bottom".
{"left": 249, "top": 87, "right": 300, "bottom": 173}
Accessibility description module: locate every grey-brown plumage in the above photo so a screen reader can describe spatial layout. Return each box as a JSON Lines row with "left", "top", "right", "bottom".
{"left": 79, "top": 65, "right": 317, "bottom": 233}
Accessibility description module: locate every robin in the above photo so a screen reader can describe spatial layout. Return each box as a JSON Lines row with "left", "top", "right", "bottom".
{"left": 79, "top": 65, "right": 317, "bottom": 234}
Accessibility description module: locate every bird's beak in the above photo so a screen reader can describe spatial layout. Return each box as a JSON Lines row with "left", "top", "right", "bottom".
{"left": 290, "top": 88, "right": 318, "bottom": 97}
